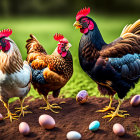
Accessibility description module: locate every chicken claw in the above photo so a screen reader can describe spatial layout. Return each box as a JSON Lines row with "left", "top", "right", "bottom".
{"left": 39, "top": 104, "right": 62, "bottom": 113}
{"left": 15, "top": 98, "right": 32, "bottom": 117}
{"left": 39, "top": 95, "right": 62, "bottom": 113}
{"left": 96, "top": 106, "right": 115, "bottom": 112}
{"left": 96, "top": 95, "right": 115, "bottom": 112}
{"left": 102, "top": 111, "right": 129, "bottom": 122}
{"left": 4, "top": 112, "right": 19, "bottom": 122}
{"left": 102, "top": 99, "right": 129, "bottom": 121}
{"left": 15, "top": 105, "right": 32, "bottom": 117}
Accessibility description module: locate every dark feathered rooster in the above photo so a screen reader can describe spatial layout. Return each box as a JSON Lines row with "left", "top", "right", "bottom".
{"left": 26, "top": 33, "right": 73, "bottom": 113}
{"left": 74, "top": 7, "right": 140, "bottom": 121}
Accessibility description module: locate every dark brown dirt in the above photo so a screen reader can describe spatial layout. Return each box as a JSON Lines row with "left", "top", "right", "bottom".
{"left": 0, "top": 96, "right": 140, "bottom": 140}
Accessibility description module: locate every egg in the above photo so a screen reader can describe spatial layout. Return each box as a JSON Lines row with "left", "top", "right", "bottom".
{"left": 0, "top": 113, "right": 3, "bottom": 121}
{"left": 89, "top": 120, "right": 100, "bottom": 131}
{"left": 130, "top": 95, "right": 140, "bottom": 106}
{"left": 39, "top": 114, "right": 55, "bottom": 129}
{"left": 66, "top": 131, "right": 81, "bottom": 140}
{"left": 19, "top": 122, "right": 30, "bottom": 135}
{"left": 113, "top": 123, "right": 125, "bottom": 136}
{"left": 76, "top": 90, "right": 88, "bottom": 104}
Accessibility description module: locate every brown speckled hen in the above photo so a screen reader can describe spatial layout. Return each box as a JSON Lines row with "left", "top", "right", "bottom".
{"left": 25, "top": 33, "right": 73, "bottom": 113}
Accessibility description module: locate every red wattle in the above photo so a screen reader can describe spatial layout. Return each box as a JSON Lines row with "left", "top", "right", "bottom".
{"left": 80, "top": 28, "right": 89, "bottom": 34}
{"left": 61, "top": 51, "right": 67, "bottom": 57}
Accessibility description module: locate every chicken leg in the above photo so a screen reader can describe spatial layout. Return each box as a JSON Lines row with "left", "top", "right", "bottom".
{"left": 102, "top": 98, "right": 129, "bottom": 121}
{"left": 96, "top": 95, "right": 115, "bottom": 112}
{"left": 0, "top": 98, "right": 18, "bottom": 122}
{"left": 39, "top": 95, "right": 62, "bottom": 113}
{"left": 15, "top": 97, "right": 32, "bottom": 117}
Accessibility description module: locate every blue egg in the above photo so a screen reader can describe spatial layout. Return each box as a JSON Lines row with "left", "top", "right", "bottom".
{"left": 89, "top": 120, "right": 100, "bottom": 131}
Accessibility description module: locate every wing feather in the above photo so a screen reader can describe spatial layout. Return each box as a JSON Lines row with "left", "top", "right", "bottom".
{"left": 109, "top": 53, "right": 140, "bottom": 79}
{"left": 100, "top": 20, "right": 140, "bottom": 58}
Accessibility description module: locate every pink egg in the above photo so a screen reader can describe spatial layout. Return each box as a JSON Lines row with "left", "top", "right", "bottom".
{"left": 113, "top": 123, "right": 125, "bottom": 136}
{"left": 0, "top": 113, "right": 3, "bottom": 121}
{"left": 76, "top": 90, "right": 88, "bottom": 104}
{"left": 19, "top": 122, "right": 30, "bottom": 135}
{"left": 39, "top": 114, "right": 55, "bottom": 129}
{"left": 130, "top": 95, "right": 140, "bottom": 106}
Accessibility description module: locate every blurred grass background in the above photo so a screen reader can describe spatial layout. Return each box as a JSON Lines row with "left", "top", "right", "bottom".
{"left": 0, "top": 0, "right": 140, "bottom": 102}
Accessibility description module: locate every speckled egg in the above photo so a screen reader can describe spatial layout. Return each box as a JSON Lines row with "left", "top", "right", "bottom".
{"left": 39, "top": 114, "right": 55, "bottom": 129}
{"left": 76, "top": 90, "right": 88, "bottom": 104}
{"left": 0, "top": 113, "right": 3, "bottom": 121}
{"left": 113, "top": 123, "right": 125, "bottom": 136}
{"left": 130, "top": 95, "right": 140, "bottom": 106}
{"left": 89, "top": 120, "right": 100, "bottom": 131}
{"left": 19, "top": 122, "right": 30, "bottom": 135}
{"left": 67, "top": 131, "right": 81, "bottom": 140}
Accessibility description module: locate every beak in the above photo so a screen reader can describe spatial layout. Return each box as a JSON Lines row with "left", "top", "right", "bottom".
{"left": 66, "top": 43, "right": 72, "bottom": 51}
{"left": 73, "top": 21, "right": 82, "bottom": 29}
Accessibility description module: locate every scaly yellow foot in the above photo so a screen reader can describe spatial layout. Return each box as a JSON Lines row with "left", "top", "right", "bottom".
{"left": 96, "top": 106, "right": 115, "bottom": 112}
{"left": 15, "top": 105, "right": 32, "bottom": 117}
{"left": 96, "top": 95, "right": 115, "bottom": 112}
{"left": 102, "top": 98, "right": 129, "bottom": 121}
{"left": 102, "top": 111, "right": 129, "bottom": 121}
{"left": 4, "top": 112, "right": 19, "bottom": 122}
{"left": 40, "top": 104, "right": 62, "bottom": 113}
{"left": 0, "top": 98, "right": 19, "bottom": 122}
{"left": 40, "top": 95, "right": 62, "bottom": 113}
{"left": 15, "top": 98, "right": 32, "bottom": 117}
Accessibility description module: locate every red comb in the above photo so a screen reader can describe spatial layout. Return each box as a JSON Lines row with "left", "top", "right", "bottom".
{"left": 0, "top": 29, "right": 12, "bottom": 38}
{"left": 54, "top": 33, "right": 64, "bottom": 41}
{"left": 76, "top": 7, "right": 90, "bottom": 21}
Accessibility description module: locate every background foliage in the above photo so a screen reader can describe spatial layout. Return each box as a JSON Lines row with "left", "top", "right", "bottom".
{"left": 0, "top": 0, "right": 139, "bottom": 102}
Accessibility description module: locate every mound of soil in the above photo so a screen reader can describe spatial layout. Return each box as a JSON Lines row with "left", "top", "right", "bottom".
{"left": 0, "top": 96, "right": 140, "bottom": 140}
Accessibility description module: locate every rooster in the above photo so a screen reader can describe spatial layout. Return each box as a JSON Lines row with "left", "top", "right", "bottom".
{"left": 0, "top": 29, "right": 32, "bottom": 122}
{"left": 25, "top": 33, "right": 73, "bottom": 113}
{"left": 73, "top": 7, "right": 140, "bottom": 121}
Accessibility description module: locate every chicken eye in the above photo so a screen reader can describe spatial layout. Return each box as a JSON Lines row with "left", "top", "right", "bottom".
{"left": 61, "top": 43, "right": 64, "bottom": 46}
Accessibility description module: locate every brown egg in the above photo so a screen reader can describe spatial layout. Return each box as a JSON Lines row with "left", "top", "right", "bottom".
{"left": 113, "top": 123, "right": 125, "bottom": 136}
{"left": 130, "top": 95, "right": 140, "bottom": 106}
{"left": 0, "top": 113, "right": 3, "bottom": 121}
{"left": 19, "top": 122, "right": 30, "bottom": 135}
{"left": 39, "top": 114, "right": 55, "bottom": 129}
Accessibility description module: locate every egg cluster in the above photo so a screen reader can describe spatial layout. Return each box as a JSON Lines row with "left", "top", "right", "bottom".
{"left": 19, "top": 114, "right": 55, "bottom": 136}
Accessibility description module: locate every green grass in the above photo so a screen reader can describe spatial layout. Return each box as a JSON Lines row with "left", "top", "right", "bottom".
{"left": 1, "top": 14, "right": 139, "bottom": 102}
{"left": 135, "top": 125, "right": 140, "bottom": 138}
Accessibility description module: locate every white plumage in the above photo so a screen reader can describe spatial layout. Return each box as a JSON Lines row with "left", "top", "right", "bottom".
{"left": 0, "top": 36, "right": 32, "bottom": 122}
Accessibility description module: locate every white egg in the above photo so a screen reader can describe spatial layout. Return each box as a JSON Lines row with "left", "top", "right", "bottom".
{"left": 19, "top": 122, "right": 30, "bottom": 135}
{"left": 130, "top": 95, "right": 140, "bottom": 106}
{"left": 76, "top": 90, "right": 88, "bottom": 104}
{"left": 39, "top": 114, "right": 55, "bottom": 129}
{"left": 113, "top": 123, "right": 125, "bottom": 136}
{"left": 67, "top": 131, "right": 81, "bottom": 140}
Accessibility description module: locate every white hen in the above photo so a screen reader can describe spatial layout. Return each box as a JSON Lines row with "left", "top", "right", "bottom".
{"left": 0, "top": 29, "right": 32, "bottom": 122}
